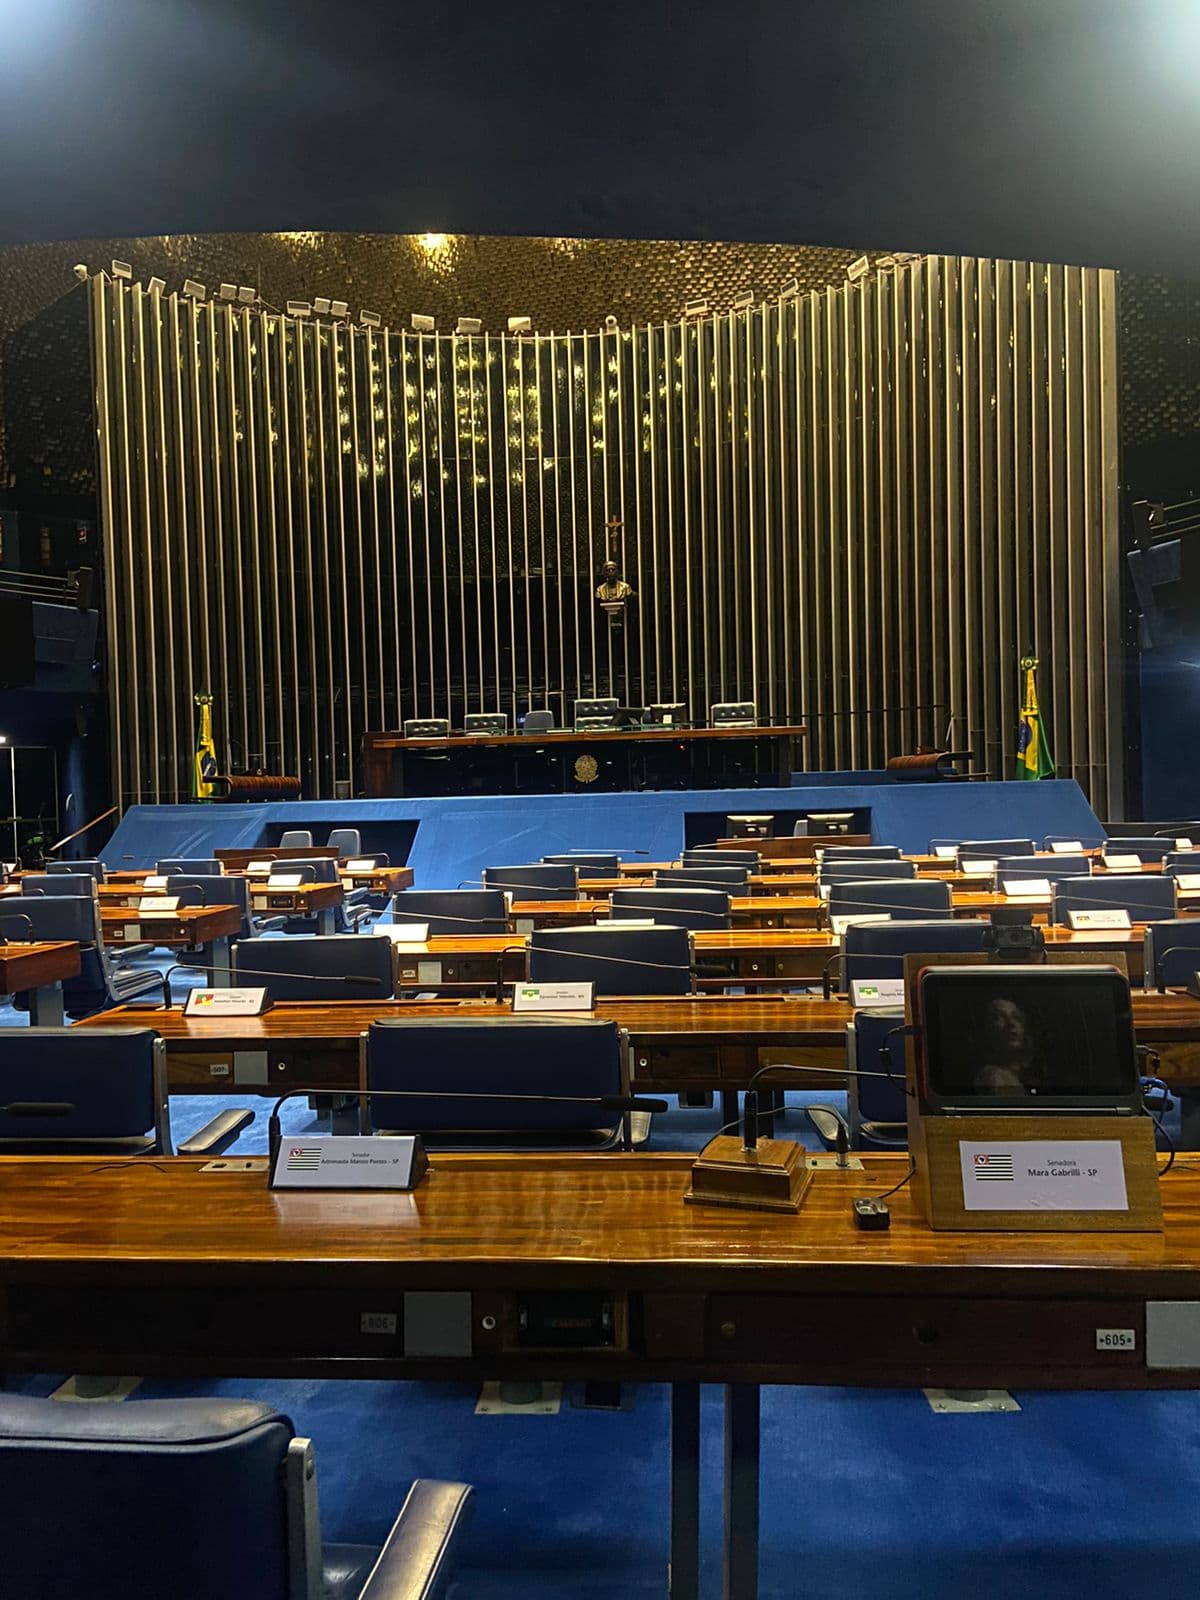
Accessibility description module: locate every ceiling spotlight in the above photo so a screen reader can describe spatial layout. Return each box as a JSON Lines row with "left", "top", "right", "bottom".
{"left": 237, "top": 285, "right": 257, "bottom": 304}
{"left": 359, "top": 309, "right": 381, "bottom": 328}
{"left": 683, "top": 297, "right": 708, "bottom": 318}
{"left": 313, "top": 296, "right": 331, "bottom": 314}
{"left": 455, "top": 316, "right": 482, "bottom": 336}
{"left": 779, "top": 278, "right": 799, "bottom": 298}
{"left": 287, "top": 300, "right": 312, "bottom": 318}
{"left": 846, "top": 255, "right": 871, "bottom": 282}
{"left": 72, "top": 263, "right": 88, "bottom": 282}
{"left": 218, "top": 283, "right": 238, "bottom": 300}
{"left": 507, "top": 315, "right": 532, "bottom": 334}
{"left": 182, "top": 280, "right": 206, "bottom": 300}
{"left": 731, "top": 290, "right": 755, "bottom": 312}
{"left": 111, "top": 259, "right": 133, "bottom": 280}
{"left": 147, "top": 276, "right": 166, "bottom": 295}
{"left": 603, "top": 314, "right": 619, "bottom": 331}
{"left": 418, "top": 233, "right": 448, "bottom": 251}
{"left": 330, "top": 299, "right": 348, "bottom": 318}
{"left": 411, "top": 313, "right": 436, "bottom": 333}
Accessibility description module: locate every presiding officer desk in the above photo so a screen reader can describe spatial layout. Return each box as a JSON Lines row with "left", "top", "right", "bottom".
{"left": 4, "top": 1152, "right": 1200, "bottom": 1597}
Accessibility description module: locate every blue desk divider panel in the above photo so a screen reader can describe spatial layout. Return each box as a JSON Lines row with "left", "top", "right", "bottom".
{"left": 102, "top": 779, "right": 1102, "bottom": 889}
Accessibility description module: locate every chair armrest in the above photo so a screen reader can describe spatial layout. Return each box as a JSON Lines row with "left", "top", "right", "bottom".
{"left": 109, "top": 943, "right": 156, "bottom": 961}
{"left": 804, "top": 1105, "right": 849, "bottom": 1147}
{"left": 357, "top": 1479, "right": 475, "bottom": 1600}
{"left": 177, "top": 1108, "right": 254, "bottom": 1156}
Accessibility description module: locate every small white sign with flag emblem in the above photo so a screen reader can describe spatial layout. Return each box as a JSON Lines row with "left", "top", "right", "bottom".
{"left": 959, "top": 1140, "right": 1128, "bottom": 1212}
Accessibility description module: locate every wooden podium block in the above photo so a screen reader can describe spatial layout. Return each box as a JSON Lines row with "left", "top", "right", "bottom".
{"left": 910, "top": 1111, "right": 1163, "bottom": 1232}
{"left": 685, "top": 1135, "right": 813, "bottom": 1213}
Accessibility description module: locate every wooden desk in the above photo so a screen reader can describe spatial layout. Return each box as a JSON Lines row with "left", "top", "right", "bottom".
{"left": 247, "top": 881, "right": 344, "bottom": 934}
{"left": 0, "top": 940, "right": 81, "bottom": 1025}
{"left": 99, "top": 905, "right": 242, "bottom": 970}
{"left": 215, "top": 846, "right": 339, "bottom": 870}
{"left": 338, "top": 865, "right": 414, "bottom": 894}
{"left": 5, "top": 1153, "right": 1200, "bottom": 1598}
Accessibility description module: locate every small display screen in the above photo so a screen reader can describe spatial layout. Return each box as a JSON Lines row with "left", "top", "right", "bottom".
{"left": 919, "top": 968, "right": 1138, "bottom": 1104}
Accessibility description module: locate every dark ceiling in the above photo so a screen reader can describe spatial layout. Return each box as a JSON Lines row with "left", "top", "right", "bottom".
{"left": 1, "top": 0, "right": 1199, "bottom": 274}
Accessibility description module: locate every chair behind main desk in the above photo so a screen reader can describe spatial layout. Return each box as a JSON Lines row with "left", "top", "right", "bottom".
{"left": 1145, "top": 921, "right": 1200, "bottom": 989}
{"left": 0, "top": 1029, "right": 248, "bottom": 1156}
{"left": 393, "top": 887, "right": 507, "bottom": 934}
{"left": 279, "top": 828, "right": 314, "bottom": 848}
{"left": 231, "top": 935, "right": 394, "bottom": 1001}
{"left": 528, "top": 924, "right": 693, "bottom": 995}
{"left": 840, "top": 918, "right": 992, "bottom": 991}
{"left": 610, "top": 886, "right": 731, "bottom": 930}
{"left": 364, "top": 1016, "right": 628, "bottom": 1149}
{"left": 0, "top": 1393, "right": 473, "bottom": 1600}
{"left": 483, "top": 863, "right": 579, "bottom": 900}
{"left": 1052, "top": 874, "right": 1177, "bottom": 925}
{"left": 827, "top": 878, "right": 952, "bottom": 923}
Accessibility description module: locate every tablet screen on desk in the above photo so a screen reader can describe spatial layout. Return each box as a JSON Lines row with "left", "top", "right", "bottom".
{"left": 915, "top": 965, "right": 1140, "bottom": 1112}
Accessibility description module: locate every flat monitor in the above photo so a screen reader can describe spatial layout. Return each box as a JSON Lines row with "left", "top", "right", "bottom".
{"left": 912, "top": 964, "right": 1142, "bottom": 1115}
{"left": 807, "top": 811, "right": 855, "bottom": 837}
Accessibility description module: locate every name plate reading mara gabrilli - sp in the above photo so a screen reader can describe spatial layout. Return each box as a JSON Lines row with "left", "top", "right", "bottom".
{"left": 959, "top": 1140, "right": 1129, "bottom": 1213}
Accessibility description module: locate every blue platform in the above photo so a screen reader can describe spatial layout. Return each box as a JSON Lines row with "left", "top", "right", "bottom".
{"left": 102, "top": 779, "right": 1101, "bottom": 887}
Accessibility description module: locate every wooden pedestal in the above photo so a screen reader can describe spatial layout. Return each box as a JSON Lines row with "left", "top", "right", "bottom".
{"left": 909, "top": 1110, "right": 1163, "bottom": 1232}
{"left": 685, "top": 1135, "right": 814, "bottom": 1213}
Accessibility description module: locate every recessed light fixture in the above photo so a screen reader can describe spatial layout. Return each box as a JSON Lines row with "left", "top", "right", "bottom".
{"left": 411, "top": 313, "right": 436, "bottom": 333}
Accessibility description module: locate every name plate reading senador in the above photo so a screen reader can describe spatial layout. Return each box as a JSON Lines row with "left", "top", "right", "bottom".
{"left": 1178, "top": 838, "right": 1195, "bottom": 851}
{"left": 960, "top": 860, "right": 995, "bottom": 878}
{"left": 1102, "top": 854, "right": 1141, "bottom": 871}
{"left": 1067, "top": 909, "right": 1131, "bottom": 930}
{"left": 143, "top": 874, "right": 169, "bottom": 889}
{"left": 850, "top": 978, "right": 904, "bottom": 1007}
{"left": 271, "top": 1135, "right": 425, "bottom": 1191}
{"left": 139, "top": 894, "right": 180, "bottom": 916}
{"left": 344, "top": 857, "right": 375, "bottom": 872}
{"left": 246, "top": 861, "right": 273, "bottom": 877}
{"left": 1002, "top": 878, "right": 1051, "bottom": 899}
{"left": 959, "top": 1140, "right": 1129, "bottom": 1212}
{"left": 1176, "top": 874, "right": 1200, "bottom": 893}
{"left": 512, "top": 981, "right": 594, "bottom": 1013}
{"left": 375, "top": 922, "right": 430, "bottom": 944}
{"left": 933, "top": 845, "right": 958, "bottom": 859}
{"left": 185, "top": 987, "right": 273, "bottom": 1017}
{"left": 267, "top": 873, "right": 304, "bottom": 889}
{"left": 1050, "top": 841, "right": 1084, "bottom": 854}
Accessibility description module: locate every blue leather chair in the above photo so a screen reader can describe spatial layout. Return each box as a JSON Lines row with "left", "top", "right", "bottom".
{"left": 807, "top": 1006, "right": 910, "bottom": 1152}
{"left": 166, "top": 874, "right": 280, "bottom": 942}
{"left": 994, "top": 853, "right": 1092, "bottom": 883}
{"left": 1101, "top": 836, "right": 1174, "bottom": 863}
{"left": 392, "top": 888, "right": 507, "bottom": 935}
{"left": 0, "top": 1393, "right": 473, "bottom": 1600}
{"left": 1052, "top": 874, "right": 1177, "bottom": 925}
{"left": 327, "top": 827, "right": 362, "bottom": 857}
{"left": 528, "top": 924, "right": 693, "bottom": 996}
{"left": 836, "top": 917, "right": 992, "bottom": 993}
{"left": 231, "top": 935, "right": 395, "bottom": 1001}
{"left": 956, "top": 839, "right": 1035, "bottom": 860}
{"left": 610, "top": 887, "right": 731, "bottom": 929}
{"left": 483, "top": 863, "right": 579, "bottom": 900}
{"left": 543, "top": 852, "right": 622, "bottom": 873}
{"left": 818, "top": 859, "right": 916, "bottom": 885}
{"left": 279, "top": 828, "right": 314, "bottom": 847}
{"left": 364, "top": 1016, "right": 628, "bottom": 1149}
{"left": 827, "top": 878, "right": 951, "bottom": 923}
{"left": 521, "top": 709, "right": 555, "bottom": 734}
{"left": 1162, "top": 852, "right": 1200, "bottom": 878}
{"left": 1145, "top": 921, "right": 1200, "bottom": 989}
{"left": 1045, "top": 833, "right": 1106, "bottom": 850}
{"left": 158, "top": 858, "right": 222, "bottom": 876}
{"left": 0, "top": 895, "right": 161, "bottom": 1017}
{"left": 46, "top": 857, "right": 106, "bottom": 882}
{"left": 276, "top": 857, "right": 373, "bottom": 934}
{"left": 682, "top": 848, "right": 760, "bottom": 870}
{"left": 818, "top": 844, "right": 901, "bottom": 861}
{"left": 655, "top": 866, "right": 750, "bottom": 893}
{"left": 20, "top": 872, "right": 97, "bottom": 898}
{"left": 0, "top": 1029, "right": 249, "bottom": 1155}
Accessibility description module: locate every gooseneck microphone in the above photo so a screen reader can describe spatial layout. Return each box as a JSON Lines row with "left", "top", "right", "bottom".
{"left": 157, "top": 960, "right": 383, "bottom": 1009}
{"left": 266, "top": 1084, "right": 669, "bottom": 1173}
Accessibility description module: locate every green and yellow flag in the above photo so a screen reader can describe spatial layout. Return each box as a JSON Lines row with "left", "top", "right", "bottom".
{"left": 193, "top": 693, "right": 218, "bottom": 801}
{"left": 1016, "top": 656, "right": 1055, "bottom": 781}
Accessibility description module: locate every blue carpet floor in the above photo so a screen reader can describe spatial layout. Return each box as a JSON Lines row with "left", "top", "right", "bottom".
{"left": 6, "top": 934, "right": 1200, "bottom": 1595}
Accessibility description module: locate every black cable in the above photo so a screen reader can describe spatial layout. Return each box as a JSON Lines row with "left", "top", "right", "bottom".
{"left": 866, "top": 1161, "right": 916, "bottom": 1200}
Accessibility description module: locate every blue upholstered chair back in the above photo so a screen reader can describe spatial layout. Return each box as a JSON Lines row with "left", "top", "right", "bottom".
{"left": 655, "top": 866, "right": 750, "bottom": 892}
{"left": 841, "top": 917, "right": 991, "bottom": 987}
{"left": 818, "top": 844, "right": 901, "bottom": 861}
{"left": 1162, "top": 852, "right": 1200, "bottom": 877}
{"left": 1101, "top": 836, "right": 1174, "bottom": 862}
{"left": 682, "top": 848, "right": 760, "bottom": 869}
{"left": 393, "top": 888, "right": 507, "bottom": 934}
{"left": 20, "top": 873, "right": 97, "bottom": 898}
{"left": 1, "top": 893, "right": 95, "bottom": 944}
{"left": 528, "top": 924, "right": 692, "bottom": 995}
{"left": 365, "top": 1017, "right": 624, "bottom": 1139}
{"left": 1045, "top": 833, "right": 1106, "bottom": 850}
{"left": 847, "top": 1007, "right": 909, "bottom": 1147}
{"left": 994, "top": 853, "right": 1092, "bottom": 882}
{"left": 231, "top": 935, "right": 394, "bottom": 1000}
{"left": 326, "top": 827, "right": 362, "bottom": 856}
{"left": 818, "top": 859, "right": 916, "bottom": 885}
{"left": 279, "top": 829, "right": 314, "bottom": 848}
{"left": 46, "top": 858, "right": 105, "bottom": 882}
{"left": 1052, "top": 874, "right": 1177, "bottom": 925}
{"left": 827, "top": 878, "right": 952, "bottom": 922}
{"left": 1145, "top": 920, "right": 1200, "bottom": 989}
{"left": 521, "top": 710, "right": 555, "bottom": 734}
{"left": 610, "top": 887, "right": 731, "bottom": 930}
{"left": 158, "top": 858, "right": 221, "bottom": 875}
{"left": 169, "top": 875, "right": 252, "bottom": 937}
{"left": 0, "top": 1028, "right": 166, "bottom": 1152}
{"left": 483, "top": 863, "right": 579, "bottom": 900}
{"left": 956, "top": 839, "right": 1035, "bottom": 860}
{"left": 543, "top": 852, "right": 622, "bottom": 873}
{"left": 0, "top": 1396, "right": 297, "bottom": 1600}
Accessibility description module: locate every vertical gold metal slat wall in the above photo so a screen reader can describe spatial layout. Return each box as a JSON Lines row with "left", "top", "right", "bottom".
{"left": 89, "top": 257, "right": 1122, "bottom": 813}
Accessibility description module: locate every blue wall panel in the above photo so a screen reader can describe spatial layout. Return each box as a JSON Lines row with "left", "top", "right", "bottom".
{"left": 104, "top": 779, "right": 1101, "bottom": 886}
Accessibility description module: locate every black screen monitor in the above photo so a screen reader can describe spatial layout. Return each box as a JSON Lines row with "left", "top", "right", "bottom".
{"left": 913, "top": 965, "right": 1142, "bottom": 1114}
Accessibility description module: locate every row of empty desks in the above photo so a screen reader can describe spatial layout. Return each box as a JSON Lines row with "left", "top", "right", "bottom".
{"left": 3, "top": 1150, "right": 1200, "bottom": 1597}
{"left": 76, "top": 988, "right": 1200, "bottom": 1101}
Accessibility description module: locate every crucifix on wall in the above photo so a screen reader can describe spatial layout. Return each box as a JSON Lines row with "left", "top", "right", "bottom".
{"left": 595, "top": 515, "right": 635, "bottom": 626}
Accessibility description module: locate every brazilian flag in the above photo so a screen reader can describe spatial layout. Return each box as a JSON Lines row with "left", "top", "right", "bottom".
{"left": 1016, "top": 656, "right": 1055, "bottom": 781}
{"left": 193, "top": 693, "right": 219, "bottom": 801}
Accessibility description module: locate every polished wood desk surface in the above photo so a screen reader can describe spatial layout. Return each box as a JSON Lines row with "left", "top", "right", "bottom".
{"left": 368, "top": 724, "right": 808, "bottom": 753}
{"left": 247, "top": 880, "right": 344, "bottom": 910}
{"left": 99, "top": 904, "right": 242, "bottom": 945}
{"left": 0, "top": 940, "right": 81, "bottom": 991}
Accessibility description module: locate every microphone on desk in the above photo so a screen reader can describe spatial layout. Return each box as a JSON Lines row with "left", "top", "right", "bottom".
{"left": 267, "top": 1084, "right": 670, "bottom": 1174}
{"left": 0, "top": 912, "right": 35, "bottom": 944}
{"left": 736, "top": 1057, "right": 907, "bottom": 1153}
{"left": 157, "top": 961, "right": 383, "bottom": 1010}
{"left": 1151, "top": 947, "right": 1200, "bottom": 994}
